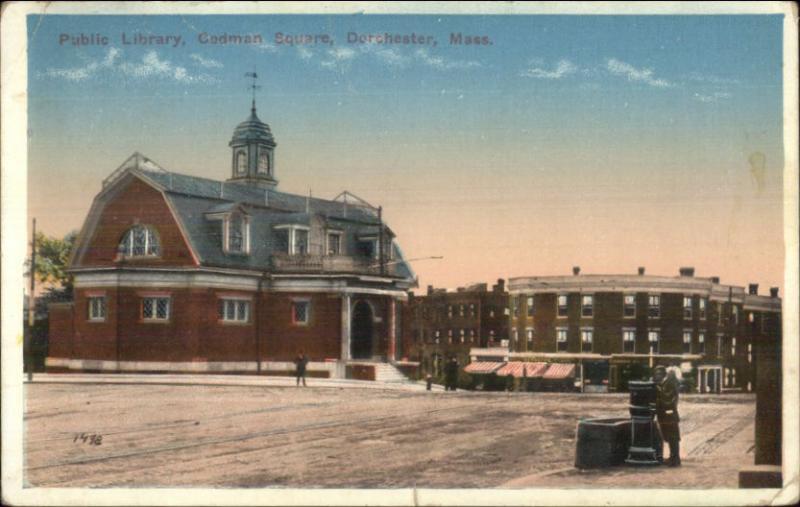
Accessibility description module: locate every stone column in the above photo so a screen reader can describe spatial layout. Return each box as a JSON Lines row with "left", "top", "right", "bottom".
{"left": 388, "top": 298, "right": 396, "bottom": 362}
{"left": 341, "top": 294, "right": 351, "bottom": 361}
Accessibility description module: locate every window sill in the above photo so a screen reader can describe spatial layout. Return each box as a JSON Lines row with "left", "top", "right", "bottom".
{"left": 223, "top": 251, "right": 250, "bottom": 257}
{"left": 141, "top": 319, "right": 171, "bottom": 324}
{"left": 219, "top": 320, "right": 251, "bottom": 326}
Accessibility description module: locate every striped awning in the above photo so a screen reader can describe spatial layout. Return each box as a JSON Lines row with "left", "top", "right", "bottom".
{"left": 542, "top": 363, "right": 576, "bottom": 379}
{"left": 496, "top": 362, "right": 526, "bottom": 377}
{"left": 526, "top": 362, "right": 549, "bottom": 378}
{"left": 464, "top": 361, "right": 504, "bottom": 374}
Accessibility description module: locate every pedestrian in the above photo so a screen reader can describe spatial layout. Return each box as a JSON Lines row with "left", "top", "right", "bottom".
{"left": 653, "top": 365, "right": 681, "bottom": 466}
{"left": 445, "top": 357, "right": 459, "bottom": 391}
{"left": 294, "top": 351, "right": 308, "bottom": 387}
{"left": 425, "top": 373, "right": 433, "bottom": 391}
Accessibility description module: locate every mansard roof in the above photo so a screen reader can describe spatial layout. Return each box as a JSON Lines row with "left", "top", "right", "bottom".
{"left": 88, "top": 163, "right": 413, "bottom": 282}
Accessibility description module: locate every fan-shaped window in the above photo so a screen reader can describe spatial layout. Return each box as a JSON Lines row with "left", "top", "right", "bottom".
{"left": 119, "top": 225, "right": 160, "bottom": 257}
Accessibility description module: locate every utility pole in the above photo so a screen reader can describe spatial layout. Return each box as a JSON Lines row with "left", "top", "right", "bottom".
{"left": 378, "top": 206, "right": 385, "bottom": 276}
{"left": 26, "top": 218, "right": 36, "bottom": 382}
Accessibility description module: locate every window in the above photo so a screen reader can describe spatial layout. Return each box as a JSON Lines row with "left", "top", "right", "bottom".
{"left": 748, "top": 343, "right": 753, "bottom": 363}
{"left": 236, "top": 150, "right": 247, "bottom": 174}
{"left": 717, "top": 303, "right": 724, "bottom": 325}
{"left": 623, "top": 294, "right": 636, "bottom": 318}
{"left": 731, "top": 337, "right": 736, "bottom": 356}
{"left": 699, "top": 298, "right": 707, "bottom": 320}
{"left": 225, "top": 213, "right": 249, "bottom": 254}
{"left": 526, "top": 328, "right": 534, "bottom": 343}
{"left": 513, "top": 296, "right": 520, "bottom": 318}
{"left": 489, "top": 308, "right": 495, "bottom": 318}
{"left": 581, "top": 328, "right": 593, "bottom": 352}
{"left": 327, "top": 232, "right": 342, "bottom": 255}
{"left": 469, "top": 329, "right": 476, "bottom": 343}
{"left": 683, "top": 297, "right": 693, "bottom": 319}
{"left": 119, "top": 225, "right": 160, "bottom": 257}
{"left": 698, "top": 332, "right": 706, "bottom": 354}
{"left": 294, "top": 229, "right": 309, "bottom": 255}
{"left": 448, "top": 329, "right": 453, "bottom": 344}
{"left": 623, "top": 329, "right": 635, "bottom": 353}
{"left": 648, "top": 295, "right": 661, "bottom": 318}
{"left": 447, "top": 305, "right": 453, "bottom": 318}
{"left": 469, "top": 304, "right": 476, "bottom": 317}
{"left": 258, "top": 149, "right": 269, "bottom": 174}
{"left": 526, "top": 296, "right": 534, "bottom": 317}
{"left": 511, "top": 328, "right": 518, "bottom": 343}
{"left": 291, "top": 300, "right": 310, "bottom": 325}
{"left": 717, "top": 333, "right": 723, "bottom": 357}
{"left": 557, "top": 328, "right": 568, "bottom": 352}
{"left": 218, "top": 298, "right": 250, "bottom": 323}
{"left": 732, "top": 305, "right": 739, "bottom": 324}
{"left": 459, "top": 304, "right": 465, "bottom": 317}
{"left": 88, "top": 296, "right": 106, "bottom": 321}
{"left": 274, "top": 226, "right": 310, "bottom": 255}
{"left": 459, "top": 329, "right": 465, "bottom": 343}
{"left": 581, "top": 295, "right": 593, "bottom": 317}
{"left": 435, "top": 329, "right": 441, "bottom": 344}
{"left": 142, "top": 296, "right": 170, "bottom": 321}
{"left": 557, "top": 295, "right": 568, "bottom": 317}
{"left": 356, "top": 240, "right": 377, "bottom": 259}
{"left": 683, "top": 331, "right": 692, "bottom": 353}
{"left": 648, "top": 330, "right": 660, "bottom": 354}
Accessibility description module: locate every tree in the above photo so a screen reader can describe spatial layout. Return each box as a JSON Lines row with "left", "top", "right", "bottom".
{"left": 27, "top": 230, "right": 78, "bottom": 298}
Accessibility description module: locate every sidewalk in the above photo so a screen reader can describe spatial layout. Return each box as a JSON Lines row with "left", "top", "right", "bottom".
{"left": 24, "top": 372, "right": 447, "bottom": 392}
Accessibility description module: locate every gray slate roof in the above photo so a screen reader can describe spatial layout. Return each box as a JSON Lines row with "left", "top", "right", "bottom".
{"left": 130, "top": 168, "right": 413, "bottom": 281}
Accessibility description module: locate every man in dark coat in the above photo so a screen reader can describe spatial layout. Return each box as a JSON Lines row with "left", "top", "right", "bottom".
{"left": 445, "top": 357, "right": 459, "bottom": 391}
{"left": 294, "top": 352, "right": 308, "bottom": 387}
{"left": 654, "top": 366, "right": 681, "bottom": 466}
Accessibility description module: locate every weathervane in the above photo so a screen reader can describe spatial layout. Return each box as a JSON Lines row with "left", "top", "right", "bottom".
{"left": 245, "top": 68, "right": 260, "bottom": 113}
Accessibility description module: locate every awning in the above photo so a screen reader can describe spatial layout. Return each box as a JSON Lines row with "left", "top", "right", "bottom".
{"left": 525, "top": 362, "right": 549, "bottom": 378}
{"left": 496, "top": 362, "right": 526, "bottom": 377}
{"left": 464, "top": 361, "right": 504, "bottom": 374}
{"left": 542, "top": 363, "right": 576, "bottom": 379}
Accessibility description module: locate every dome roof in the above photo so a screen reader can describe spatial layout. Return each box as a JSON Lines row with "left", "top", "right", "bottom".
{"left": 229, "top": 105, "right": 276, "bottom": 146}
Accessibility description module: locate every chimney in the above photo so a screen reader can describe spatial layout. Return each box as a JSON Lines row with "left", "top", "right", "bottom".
{"left": 494, "top": 279, "right": 505, "bottom": 293}
{"left": 711, "top": 276, "right": 720, "bottom": 284}
{"left": 748, "top": 284, "right": 759, "bottom": 295}
{"left": 427, "top": 285, "right": 434, "bottom": 296}
{"left": 679, "top": 267, "right": 695, "bottom": 277}
{"left": 770, "top": 287, "right": 779, "bottom": 298}
{"left": 573, "top": 266, "right": 581, "bottom": 276}
{"left": 637, "top": 267, "right": 645, "bottom": 276}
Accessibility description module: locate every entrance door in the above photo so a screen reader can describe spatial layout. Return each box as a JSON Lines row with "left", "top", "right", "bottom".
{"left": 351, "top": 301, "right": 373, "bottom": 359}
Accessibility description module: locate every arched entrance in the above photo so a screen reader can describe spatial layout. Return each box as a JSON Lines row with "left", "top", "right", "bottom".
{"left": 351, "top": 300, "right": 374, "bottom": 359}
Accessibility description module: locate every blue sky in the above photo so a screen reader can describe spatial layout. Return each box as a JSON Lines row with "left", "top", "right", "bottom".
{"left": 27, "top": 14, "right": 785, "bottom": 290}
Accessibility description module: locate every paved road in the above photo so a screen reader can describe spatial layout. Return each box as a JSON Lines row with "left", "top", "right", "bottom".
{"left": 23, "top": 378, "right": 755, "bottom": 489}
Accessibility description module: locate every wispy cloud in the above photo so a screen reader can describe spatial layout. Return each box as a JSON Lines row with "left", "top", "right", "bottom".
{"left": 320, "top": 47, "right": 357, "bottom": 69}
{"left": 520, "top": 59, "right": 577, "bottom": 79}
{"left": 296, "top": 47, "right": 314, "bottom": 60}
{"left": 686, "top": 72, "right": 740, "bottom": 85}
{"left": 41, "top": 47, "right": 217, "bottom": 84}
{"left": 189, "top": 54, "right": 223, "bottom": 69}
{"left": 414, "top": 49, "right": 481, "bottom": 70}
{"left": 606, "top": 58, "right": 672, "bottom": 88}
{"left": 43, "top": 47, "right": 120, "bottom": 82}
{"left": 692, "top": 91, "right": 732, "bottom": 103}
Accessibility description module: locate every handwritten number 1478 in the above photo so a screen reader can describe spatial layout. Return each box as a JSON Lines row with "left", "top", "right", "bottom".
{"left": 73, "top": 433, "right": 103, "bottom": 445}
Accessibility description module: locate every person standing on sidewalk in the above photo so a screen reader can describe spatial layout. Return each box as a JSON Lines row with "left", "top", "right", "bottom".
{"left": 654, "top": 365, "right": 681, "bottom": 466}
{"left": 294, "top": 351, "right": 308, "bottom": 387}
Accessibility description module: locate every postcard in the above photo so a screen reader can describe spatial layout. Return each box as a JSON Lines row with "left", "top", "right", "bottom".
{"left": 1, "top": 2, "right": 798, "bottom": 506}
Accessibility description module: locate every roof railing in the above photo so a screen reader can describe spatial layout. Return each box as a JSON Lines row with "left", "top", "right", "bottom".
{"left": 102, "top": 152, "right": 170, "bottom": 189}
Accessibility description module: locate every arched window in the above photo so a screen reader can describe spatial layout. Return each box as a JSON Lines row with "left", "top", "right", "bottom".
{"left": 258, "top": 150, "right": 269, "bottom": 175}
{"left": 119, "top": 225, "right": 160, "bottom": 257}
{"left": 236, "top": 150, "right": 247, "bottom": 174}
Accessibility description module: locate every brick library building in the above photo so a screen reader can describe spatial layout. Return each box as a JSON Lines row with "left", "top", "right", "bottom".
{"left": 470, "top": 266, "right": 782, "bottom": 393}
{"left": 47, "top": 98, "right": 417, "bottom": 378}
{"left": 403, "top": 280, "right": 509, "bottom": 380}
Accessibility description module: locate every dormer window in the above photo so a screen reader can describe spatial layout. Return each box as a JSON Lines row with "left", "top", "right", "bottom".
{"left": 119, "top": 225, "right": 160, "bottom": 258}
{"left": 327, "top": 231, "right": 343, "bottom": 255}
{"left": 225, "top": 213, "right": 250, "bottom": 254}
{"left": 274, "top": 225, "right": 311, "bottom": 255}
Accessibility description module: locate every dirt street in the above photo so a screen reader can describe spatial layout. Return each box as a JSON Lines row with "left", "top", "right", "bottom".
{"left": 24, "top": 382, "right": 755, "bottom": 488}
